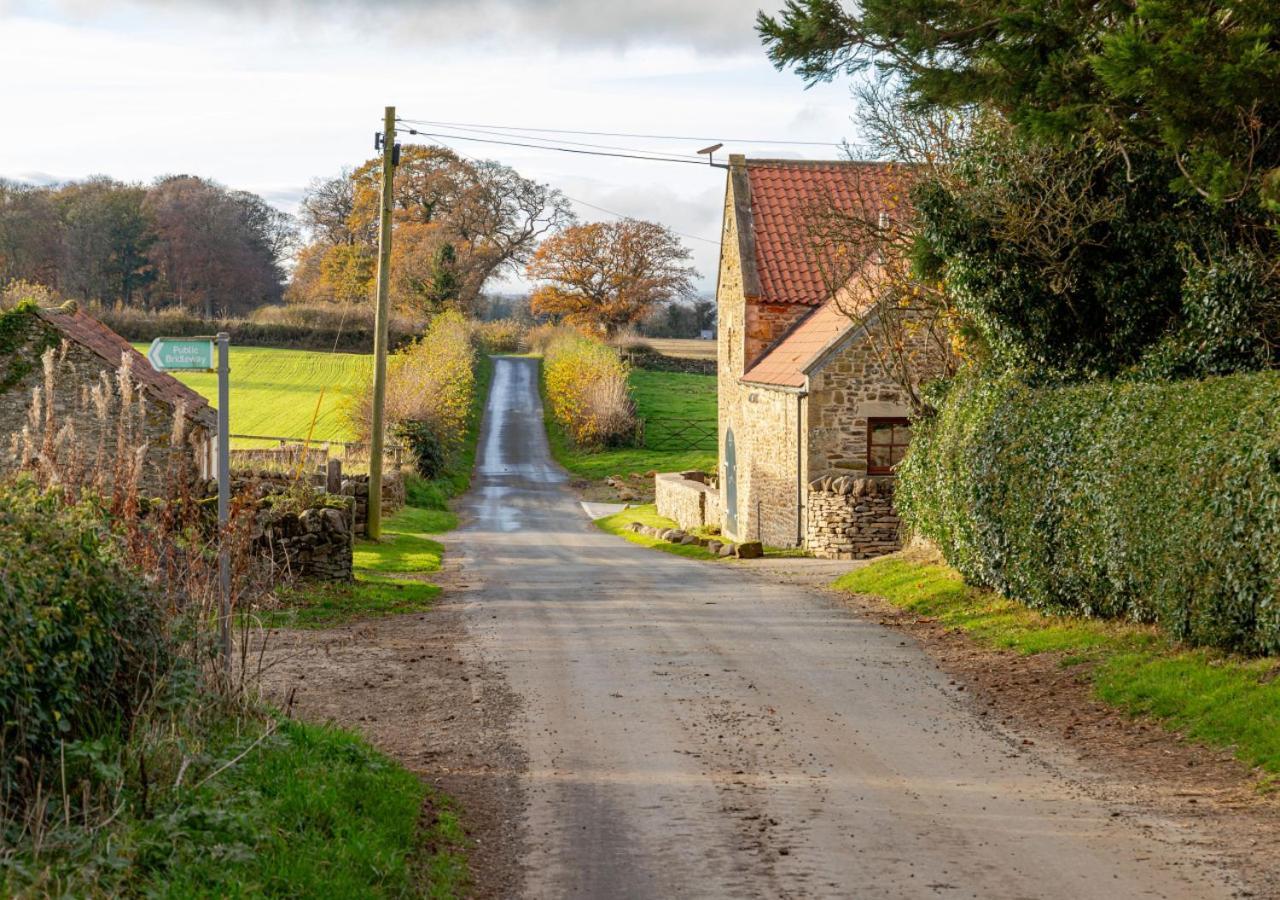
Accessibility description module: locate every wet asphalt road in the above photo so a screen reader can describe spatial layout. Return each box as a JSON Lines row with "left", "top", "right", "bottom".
{"left": 451, "top": 356, "right": 1234, "bottom": 900}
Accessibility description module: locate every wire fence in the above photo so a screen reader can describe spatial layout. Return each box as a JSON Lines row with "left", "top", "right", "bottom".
{"left": 639, "top": 417, "right": 718, "bottom": 453}
{"left": 227, "top": 433, "right": 405, "bottom": 475}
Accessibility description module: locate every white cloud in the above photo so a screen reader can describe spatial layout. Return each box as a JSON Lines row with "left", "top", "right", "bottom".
{"left": 0, "top": 0, "right": 859, "bottom": 289}
{"left": 12, "top": 0, "right": 773, "bottom": 52}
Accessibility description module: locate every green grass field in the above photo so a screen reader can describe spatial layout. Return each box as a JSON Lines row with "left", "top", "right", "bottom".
{"left": 134, "top": 343, "right": 370, "bottom": 445}
{"left": 549, "top": 369, "right": 718, "bottom": 479}
{"left": 838, "top": 558, "right": 1280, "bottom": 782}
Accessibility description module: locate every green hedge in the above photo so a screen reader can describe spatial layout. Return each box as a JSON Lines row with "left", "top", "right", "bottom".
{"left": 898, "top": 372, "right": 1280, "bottom": 654}
{"left": 0, "top": 479, "right": 170, "bottom": 792}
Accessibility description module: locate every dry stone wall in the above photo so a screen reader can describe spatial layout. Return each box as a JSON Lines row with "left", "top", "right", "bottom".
{"left": 655, "top": 471, "right": 718, "bottom": 530}
{"left": 257, "top": 501, "right": 354, "bottom": 581}
{"left": 806, "top": 475, "right": 902, "bottom": 560}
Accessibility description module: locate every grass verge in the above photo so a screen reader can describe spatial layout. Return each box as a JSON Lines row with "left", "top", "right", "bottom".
{"left": 595, "top": 503, "right": 721, "bottom": 560}
{"left": 595, "top": 503, "right": 808, "bottom": 560}
{"left": 546, "top": 368, "right": 718, "bottom": 480}
{"left": 263, "top": 356, "right": 494, "bottom": 630}
{"left": 0, "top": 705, "right": 468, "bottom": 898}
{"left": 836, "top": 557, "right": 1280, "bottom": 778}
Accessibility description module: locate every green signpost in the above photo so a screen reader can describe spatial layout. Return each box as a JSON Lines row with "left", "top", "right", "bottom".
{"left": 147, "top": 337, "right": 214, "bottom": 371}
{"left": 148, "top": 334, "right": 232, "bottom": 680}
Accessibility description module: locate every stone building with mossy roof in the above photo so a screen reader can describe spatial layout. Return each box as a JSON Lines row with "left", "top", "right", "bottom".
{"left": 0, "top": 299, "right": 217, "bottom": 494}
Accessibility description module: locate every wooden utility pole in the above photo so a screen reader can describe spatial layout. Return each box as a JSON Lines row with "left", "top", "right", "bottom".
{"left": 368, "top": 106, "right": 396, "bottom": 540}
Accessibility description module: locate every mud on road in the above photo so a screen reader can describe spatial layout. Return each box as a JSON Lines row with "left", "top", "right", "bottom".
{"left": 262, "top": 356, "right": 1278, "bottom": 899}
{"left": 259, "top": 586, "right": 529, "bottom": 899}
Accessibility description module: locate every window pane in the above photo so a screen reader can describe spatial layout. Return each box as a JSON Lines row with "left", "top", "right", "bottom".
{"left": 890, "top": 444, "right": 909, "bottom": 466}
{"left": 870, "top": 422, "right": 895, "bottom": 444}
{"left": 893, "top": 424, "right": 912, "bottom": 444}
{"left": 869, "top": 444, "right": 893, "bottom": 468}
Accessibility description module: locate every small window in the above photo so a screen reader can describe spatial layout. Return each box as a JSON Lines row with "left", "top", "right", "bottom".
{"left": 867, "top": 417, "right": 912, "bottom": 475}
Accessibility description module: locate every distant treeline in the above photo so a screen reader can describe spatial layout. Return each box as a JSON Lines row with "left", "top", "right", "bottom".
{"left": 88, "top": 303, "right": 422, "bottom": 353}
{"left": 0, "top": 175, "right": 295, "bottom": 318}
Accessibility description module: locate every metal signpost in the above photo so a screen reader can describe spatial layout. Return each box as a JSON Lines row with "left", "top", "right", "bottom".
{"left": 147, "top": 334, "right": 232, "bottom": 681}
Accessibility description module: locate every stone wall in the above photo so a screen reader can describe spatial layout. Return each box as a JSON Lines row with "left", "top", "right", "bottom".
{"left": 805, "top": 316, "right": 953, "bottom": 483}
{"left": 258, "top": 500, "right": 354, "bottom": 581}
{"left": 725, "top": 384, "right": 804, "bottom": 547}
{"left": 655, "top": 471, "right": 718, "bottom": 530}
{"left": 228, "top": 468, "right": 404, "bottom": 537}
{"left": 805, "top": 475, "right": 902, "bottom": 560}
{"left": 806, "top": 336, "right": 910, "bottom": 480}
{"left": 341, "top": 473, "right": 406, "bottom": 536}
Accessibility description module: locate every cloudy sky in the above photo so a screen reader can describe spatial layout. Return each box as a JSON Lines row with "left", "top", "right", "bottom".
{"left": 0, "top": 0, "right": 861, "bottom": 289}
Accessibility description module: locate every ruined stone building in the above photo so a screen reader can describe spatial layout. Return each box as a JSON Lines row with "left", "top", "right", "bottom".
{"left": 0, "top": 301, "right": 216, "bottom": 493}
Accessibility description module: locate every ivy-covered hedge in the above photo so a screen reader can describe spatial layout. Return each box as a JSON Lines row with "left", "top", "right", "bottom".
{"left": 0, "top": 478, "right": 171, "bottom": 793}
{"left": 898, "top": 372, "right": 1280, "bottom": 654}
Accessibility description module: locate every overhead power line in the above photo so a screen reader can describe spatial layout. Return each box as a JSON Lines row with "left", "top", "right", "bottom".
{"left": 402, "top": 120, "right": 707, "bottom": 160}
{"left": 423, "top": 133, "right": 721, "bottom": 247}
{"left": 401, "top": 129, "right": 715, "bottom": 167}
{"left": 397, "top": 117, "right": 838, "bottom": 147}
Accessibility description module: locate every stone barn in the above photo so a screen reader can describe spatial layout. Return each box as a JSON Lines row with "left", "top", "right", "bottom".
{"left": 658, "top": 156, "right": 948, "bottom": 557}
{"left": 0, "top": 301, "right": 216, "bottom": 493}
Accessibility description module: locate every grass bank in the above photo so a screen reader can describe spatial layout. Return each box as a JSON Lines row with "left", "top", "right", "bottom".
{"left": 837, "top": 557, "right": 1280, "bottom": 780}
{"left": 1, "top": 711, "right": 467, "bottom": 897}
{"left": 595, "top": 503, "right": 721, "bottom": 560}
{"left": 596, "top": 503, "right": 808, "bottom": 561}
{"left": 547, "top": 368, "right": 717, "bottom": 479}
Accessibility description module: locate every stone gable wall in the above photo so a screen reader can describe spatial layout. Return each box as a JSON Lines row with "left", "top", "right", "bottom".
{"left": 744, "top": 302, "right": 809, "bottom": 371}
{"left": 0, "top": 321, "right": 211, "bottom": 495}
{"left": 727, "top": 385, "right": 803, "bottom": 546}
{"left": 716, "top": 174, "right": 808, "bottom": 548}
{"left": 806, "top": 334, "right": 912, "bottom": 481}
{"left": 806, "top": 475, "right": 902, "bottom": 560}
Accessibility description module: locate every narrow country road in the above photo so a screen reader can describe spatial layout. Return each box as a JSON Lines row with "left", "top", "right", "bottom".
{"left": 450, "top": 356, "right": 1233, "bottom": 899}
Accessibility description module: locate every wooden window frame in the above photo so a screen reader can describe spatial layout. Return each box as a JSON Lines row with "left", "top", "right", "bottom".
{"left": 866, "top": 417, "right": 911, "bottom": 476}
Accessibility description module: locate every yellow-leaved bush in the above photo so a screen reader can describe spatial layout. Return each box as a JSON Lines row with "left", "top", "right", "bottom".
{"left": 542, "top": 329, "right": 638, "bottom": 449}
{"left": 350, "top": 310, "right": 475, "bottom": 455}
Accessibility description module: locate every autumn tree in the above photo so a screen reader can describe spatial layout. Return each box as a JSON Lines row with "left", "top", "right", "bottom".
{"left": 0, "top": 180, "right": 60, "bottom": 288}
{"left": 527, "top": 220, "right": 698, "bottom": 337}
{"left": 54, "top": 178, "right": 155, "bottom": 305}
{"left": 291, "top": 146, "right": 573, "bottom": 314}
{"left": 0, "top": 175, "right": 294, "bottom": 315}
{"left": 145, "top": 175, "right": 294, "bottom": 317}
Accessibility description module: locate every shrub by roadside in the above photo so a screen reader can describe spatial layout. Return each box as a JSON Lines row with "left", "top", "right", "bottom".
{"left": 472, "top": 318, "right": 526, "bottom": 354}
{"left": 899, "top": 371, "right": 1280, "bottom": 655}
{"left": 0, "top": 476, "right": 456, "bottom": 896}
{"left": 0, "top": 478, "right": 169, "bottom": 797}
{"left": 349, "top": 310, "right": 476, "bottom": 458}
{"left": 542, "top": 331, "right": 638, "bottom": 449}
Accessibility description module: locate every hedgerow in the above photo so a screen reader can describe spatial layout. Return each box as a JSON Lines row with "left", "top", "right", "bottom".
{"left": 349, "top": 310, "right": 476, "bottom": 458}
{"left": 0, "top": 478, "right": 170, "bottom": 796}
{"left": 472, "top": 318, "right": 525, "bottom": 354}
{"left": 542, "top": 330, "right": 638, "bottom": 449}
{"left": 898, "top": 371, "right": 1280, "bottom": 654}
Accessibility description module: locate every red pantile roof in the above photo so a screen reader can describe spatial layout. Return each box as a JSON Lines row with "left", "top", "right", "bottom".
{"left": 742, "top": 299, "right": 860, "bottom": 388}
{"left": 741, "top": 159, "right": 911, "bottom": 307}
{"left": 35, "top": 305, "right": 217, "bottom": 430}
